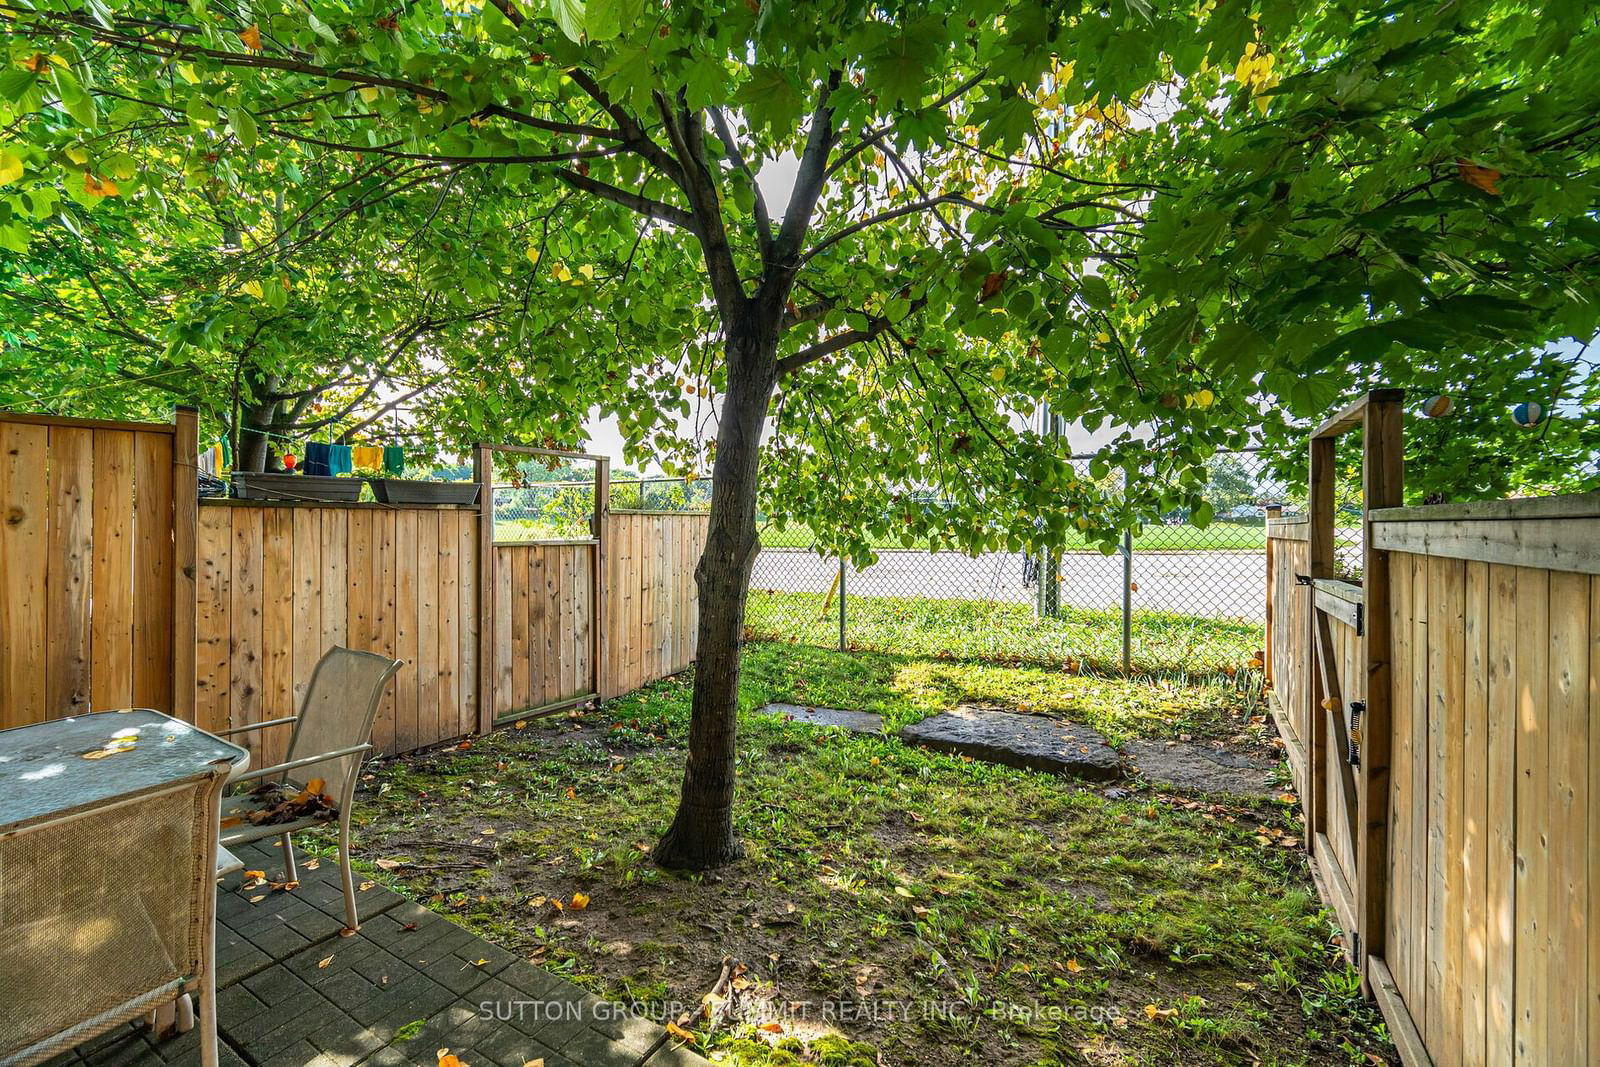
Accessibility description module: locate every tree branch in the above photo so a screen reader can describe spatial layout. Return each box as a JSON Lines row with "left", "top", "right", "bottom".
{"left": 552, "top": 169, "right": 694, "bottom": 228}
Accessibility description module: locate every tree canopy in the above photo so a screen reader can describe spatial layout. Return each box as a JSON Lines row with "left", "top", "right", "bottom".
{"left": 3, "top": 0, "right": 1594, "bottom": 525}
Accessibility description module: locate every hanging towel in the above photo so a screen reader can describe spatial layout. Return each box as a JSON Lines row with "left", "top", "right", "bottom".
{"left": 352, "top": 445, "right": 383, "bottom": 471}
{"left": 382, "top": 446, "right": 406, "bottom": 477}
{"left": 303, "top": 441, "right": 332, "bottom": 476}
{"left": 328, "top": 444, "right": 354, "bottom": 475}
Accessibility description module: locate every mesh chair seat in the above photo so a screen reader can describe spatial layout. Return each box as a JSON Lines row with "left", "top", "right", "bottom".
{"left": 220, "top": 791, "right": 337, "bottom": 847}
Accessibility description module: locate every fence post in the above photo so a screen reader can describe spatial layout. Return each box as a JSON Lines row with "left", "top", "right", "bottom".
{"left": 171, "top": 406, "right": 199, "bottom": 723}
{"left": 1356, "top": 392, "right": 1403, "bottom": 988}
{"left": 473, "top": 444, "right": 495, "bottom": 734}
{"left": 837, "top": 556, "right": 846, "bottom": 652}
{"left": 1263, "top": 504, "right": 1282, "bottom": 688}
{"left": 594, "top": 457, "right": 609, "bottom": 701}
{"left": 1121, "top": 529, "right": 1132, "bottom": 673}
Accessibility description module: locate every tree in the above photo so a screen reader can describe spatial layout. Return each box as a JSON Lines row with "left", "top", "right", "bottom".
{"left": 3, "top": 0, "right": 1596, "bottom": 867}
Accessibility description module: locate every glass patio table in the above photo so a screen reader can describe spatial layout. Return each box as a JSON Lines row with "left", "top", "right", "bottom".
{"left": 0, "top": 709, "right": 248, "bottom": 1067}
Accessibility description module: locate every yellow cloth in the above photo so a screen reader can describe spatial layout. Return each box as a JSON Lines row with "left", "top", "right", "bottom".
{"left": 351, "top": 445, "right": 384, "bottom": 471}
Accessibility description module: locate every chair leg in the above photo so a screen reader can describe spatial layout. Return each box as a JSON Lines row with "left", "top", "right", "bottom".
{"left": 338, "top": 807, "right": 360, "bottom": 932}
{"left": 280, "top": 831, "right": 298, "bottom": 882}
{"left": 199, "top": 969, "right": 218, "bottom": 1067}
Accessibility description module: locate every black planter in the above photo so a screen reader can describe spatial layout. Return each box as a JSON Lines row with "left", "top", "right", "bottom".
{"left": 366, "top": 478, "right": 480, "bottom": 506}
{"left": 232, "top": 472, "right": 364, "bottom": 502}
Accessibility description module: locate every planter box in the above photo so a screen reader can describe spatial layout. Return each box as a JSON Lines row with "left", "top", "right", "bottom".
{"left": 366, "top": 478, "right": 480, "bottom": 506}
{"left": 232, "top": 472, "right": 363, "bottom": 502}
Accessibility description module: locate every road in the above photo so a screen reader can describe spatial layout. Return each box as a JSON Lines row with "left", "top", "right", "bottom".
{"left": 751, "top": 547, "right": 1270, "bottom": 620}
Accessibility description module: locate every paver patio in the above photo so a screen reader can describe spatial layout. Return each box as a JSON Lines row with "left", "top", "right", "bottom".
{"left": 41, "top": 840, "right": 709, "bottom": 1067}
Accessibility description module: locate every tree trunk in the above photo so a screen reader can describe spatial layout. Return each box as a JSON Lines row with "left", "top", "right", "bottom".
{"left": 653, "top": 325, "right": 777, "bottom": 869}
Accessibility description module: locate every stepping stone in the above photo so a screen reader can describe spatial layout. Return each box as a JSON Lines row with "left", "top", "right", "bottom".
{"left": 1121, "top": 739, "right": 1278, "bottom": 796}
{"left": 898, "top": 706, "right": 1121, "bottom": 780}
{"left": 755, "top": 702, "right": 884, "bottom": 734}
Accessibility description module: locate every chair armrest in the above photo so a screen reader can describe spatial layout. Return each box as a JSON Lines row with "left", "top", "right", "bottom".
{"left": 217, "top": 715, "right": 299, "bottom": 738}
{"left": 228, "top": 743, "right": 373, "bottom": 784}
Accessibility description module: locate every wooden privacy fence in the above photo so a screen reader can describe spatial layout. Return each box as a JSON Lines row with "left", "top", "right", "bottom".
{"left": 1265, "top": 390, "right": 1599, "bottom": 1066}
{"left": 1, "top": 410, "right": 709, "bottom": 761}
{"left": 0, "top": 410, "right": 197, "bottom": 729}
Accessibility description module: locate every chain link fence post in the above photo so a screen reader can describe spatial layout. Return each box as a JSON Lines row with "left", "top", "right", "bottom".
{"left": 837, "top": 555, "right": 847, "bottom": 652}
{"left": 1121, "top": 527, "right": 1133, "bottom": 673}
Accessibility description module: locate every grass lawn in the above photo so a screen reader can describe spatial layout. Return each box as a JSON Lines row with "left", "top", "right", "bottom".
{"left": 334, "top": 643, "right": 1390, "bottom": 1066}
{"left": 746, "top": 593, "right": 1265, "bottom": 680}
{"left": 758, "top": 523, "right": 1267, "bottom": 552}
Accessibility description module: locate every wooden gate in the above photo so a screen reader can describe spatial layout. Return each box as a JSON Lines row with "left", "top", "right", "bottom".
{"left": 1267, "top": 390, "right": 1403, "bottom": 971}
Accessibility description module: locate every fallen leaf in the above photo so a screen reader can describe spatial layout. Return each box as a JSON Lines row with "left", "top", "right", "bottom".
{"left": 521, "top": 1061, "right": 544, "bottom": 1067}
{"left": 569, "top": 892, "right": 589, "bottom": 910}
{"left": 375, "top": 858, "right": 405, "bottom": 870}
{"left": 565, "top": 787, "right": 577, "bottom": 800}
{"left": 1066, "top": 959, "right": 1083, "bottom": 973}
{"left": 360, "top": 880, "right": 377, "bottom": 892}
{"left": 756, "top": 1022, "right": 783, "bottom": 1034}
{"left": 221, "top": 816, "right": 243, "bottom": 828}
{"left": 1144, "top": 1003, "right": 1178, "bottom": 1020}
{"left": 665, "top": 1021, "right": 696, "bottom": 1043}
{"left": 318, "top": 955, "right": 334, "bottom": 968}
{"left": 303, "top": 858, "right": 321, "bottom": 870}
{"left": 514, "top": 720, "right": 527, "bottom": 730}
{"left": 248, "top": 895, "right": 266, "bottom": 904}
{"left": 473, "top": 958, "right": 488, "bottom": 966}
{"left": 480, "top": 827, "right": 496, "bottom": 835}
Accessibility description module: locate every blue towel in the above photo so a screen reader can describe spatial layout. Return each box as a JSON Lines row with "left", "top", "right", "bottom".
{"left": 302, "top": 441, "right": 332, "bottom": 476}
{"left": 328, "top": 444, "right": 353, "bottom": 475}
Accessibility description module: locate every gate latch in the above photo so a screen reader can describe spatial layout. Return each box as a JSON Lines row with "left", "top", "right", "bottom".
{"left": 1295, "top": 574, "right": 1313, "bottom": 586}
{"left": 1347, "top": 700, "right": 1364, "bottom": 767}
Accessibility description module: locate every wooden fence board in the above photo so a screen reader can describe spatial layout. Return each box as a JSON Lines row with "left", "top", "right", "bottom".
{"left": 395, "top": 510, "right": 420, "bottom": 754}
{"left": 229, "top": 506, "right": 264, "bottom": 762}
{"left": 1388, "top": 548, "right": 1414, "bottom": 1004}
{"left": 261, "top": 508, "right": 294, "bottom": 767}
{"left": 417, "top": 515, "right": 441, "bottom": 746}
{"left": 1486, "top": 564, "right": 1517, "bottom": 1067}
{"left": 1546, "top": 571, "right": 1588, "bottom": 1065}
{"left": 133, "top": 432, "right": 174, "bottom": 711}
{"left": 1461, "top": 560, "right": 1489, "bottom": 1067}
{"left": 1513, "top": 566, "right": 1549, "bottom": 1065}
{"left": 47, "top": 428, "right": 93, "bottom": 717}
{"left": 89, "top": 431, "right": 134, "bottom": 711}
{"left": 1, "top": 422, "right": 49, "bottom": 726}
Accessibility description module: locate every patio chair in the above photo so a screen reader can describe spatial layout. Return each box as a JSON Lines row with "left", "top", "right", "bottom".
{"left": 217, "top": 647, "right": 401, "bottom": 932}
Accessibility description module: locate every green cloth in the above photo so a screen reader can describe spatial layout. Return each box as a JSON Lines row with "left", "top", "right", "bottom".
{"left": 382, "top": 445, "right": 406, "bottom": 476}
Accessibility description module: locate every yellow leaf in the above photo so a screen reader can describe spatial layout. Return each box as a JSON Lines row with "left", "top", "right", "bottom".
{"left": 437, "top": 1051, "right": 466, "bottom": 1067}
{"left": 358, "top": 86, "right": 380, "bottom": 103}
{"left": 480, "top": 827, "right": 496, "bottom": 835}
{"left": 521, "top": 1061, "right": 545, "bottom": 1067}
{"left": 893, "top": 886, "right": 913, "bottom": 898}
{"left": 569, "top": 892, "right": 590, "bottom": 910}
{"left": 83, "top": 172, "right": 119, "bottom": 198}
{"left": 177, "top": 63, "right": 200, "bottom": 85}
{"left": 1066, "top": 959, "right": 1083, "bottom": 972}
{"left": 248, "top": 895, "right": 266, "bottom": 904}
{"left": 577, "top": 263, "right": 595, "bottom": 280}
{"left": 64, "top": 146, "right": 88, "bottom": 165}
{"left": 318, "top": 955, "right": 334, "bottom": 969}
{"left": 1321, "top": 697, "right": 1339, "bottom": 711}
{"left": 359, "top": 880, "right": 377, "bottom": 891}
{"left": 756, "top": 1022, "right": 783, "bottom": 1034}
{"left": 241, "top": 280, "right": 264, "bottom": 299}
{"left": 243, "top": 870, "right": 265, "bottom": 881}
{"left": 375, "top": 858, "right": 404, "bottom": 870}
{"left": 0, "top": 149, "right": 24, "bottom": 186}
{"left": 665, "top": 1022, "right": 696, "bottom": 1043}
{"left": 239, "top": 24, "right": 263, "bottom": 51}
{"left": 473, "top": 958, "right": 488, "bottom": 966}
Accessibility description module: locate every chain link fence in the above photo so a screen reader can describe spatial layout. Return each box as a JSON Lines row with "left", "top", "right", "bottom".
{"left": 744, "top": 451, "right": 1306, "bottom": 675}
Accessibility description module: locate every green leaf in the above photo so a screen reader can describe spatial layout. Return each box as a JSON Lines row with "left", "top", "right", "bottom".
{"left": 740, "top": 66, "right": 804, "bottom": 134}
{"left": 1139, "top": 304, "right": 1200, "bottom": 362}
{"left": 550, "top": 0, "right": 586, "bottom": 42}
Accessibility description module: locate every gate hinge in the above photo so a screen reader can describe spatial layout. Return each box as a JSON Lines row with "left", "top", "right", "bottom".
{"left": 1351, "top": 931, "right": 1362, "bottom": 962}
{"left": 1295, "top": 573, "right": 1312, "bottom": 586}
{"left": 1354, "top": 602, "right": 1364, "bottom": 637}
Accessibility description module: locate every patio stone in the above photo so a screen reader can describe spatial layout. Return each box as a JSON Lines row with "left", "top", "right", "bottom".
{"left": 755, "top": 702, "right": 884, "bottom": 733}
{"left": 1121, "top": 739, "right": 1278, "bottom": 796}
{"left": 36, "top": 837, "right": 711, "bottom": 1067}
{"left": 899, "top": 705, "right": 1122, "bottom": 779}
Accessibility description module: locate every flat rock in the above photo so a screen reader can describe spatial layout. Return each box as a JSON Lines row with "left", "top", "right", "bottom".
{"left": 898, "top": 706, "right": 1121, "bottom": 780}
{"left": 756, "top": 702, "right": 884, "bottom": 734}
{"left": 1121, "top": 739, "right": 1277, "bottom": 796}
